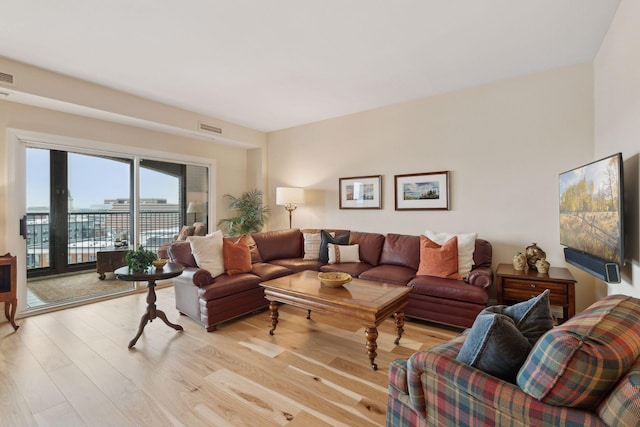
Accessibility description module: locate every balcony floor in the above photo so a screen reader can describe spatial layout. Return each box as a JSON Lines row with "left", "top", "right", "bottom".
{"left": 26, "top": 271, "right": 135, "bottom": 310}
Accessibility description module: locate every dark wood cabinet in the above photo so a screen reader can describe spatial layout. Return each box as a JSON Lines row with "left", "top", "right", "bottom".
{"left": 0, "top": 253, "right": 19, "bottom": 330}
{"left": 496, "top": 263, "right": 576, "bottom": 323}
{"left": 96, "top": 248, "right": 128, "bottom": 280}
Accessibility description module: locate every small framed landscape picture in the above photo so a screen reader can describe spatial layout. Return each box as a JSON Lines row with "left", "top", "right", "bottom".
{"left": 339, "top": 175, "right": 382, "bottom": 209}
{"left": 394, "top": 171, "right": 450, "bottom": 210}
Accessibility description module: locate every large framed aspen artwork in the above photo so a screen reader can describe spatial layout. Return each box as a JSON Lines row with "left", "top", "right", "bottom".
{"left": 339, "top": 175, "right": 382, "bottom": 209}
{"left": 394, "top": 171, "right": 449, "bottom": 210}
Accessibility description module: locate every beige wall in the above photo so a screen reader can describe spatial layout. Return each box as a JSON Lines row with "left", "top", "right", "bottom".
{"left": 595, "top": 0, "right": 640, "bottom": 299}
{"left": 267, "top": 63, "right": 598, "bottom": 309}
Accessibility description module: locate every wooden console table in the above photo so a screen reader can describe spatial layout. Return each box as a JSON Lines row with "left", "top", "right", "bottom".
{"left": 0, "top": 253, "right": 19, "bottom": 330}
{"left": 496, "top": 263, "right": 576, "bottom": 323}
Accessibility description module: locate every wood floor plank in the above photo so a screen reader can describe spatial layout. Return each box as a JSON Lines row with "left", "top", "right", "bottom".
{"left": 0, "top": 329, "right": 67, "bottom": 414}
{"left": 0, "top": 287, "right": 459, "bottom": 426}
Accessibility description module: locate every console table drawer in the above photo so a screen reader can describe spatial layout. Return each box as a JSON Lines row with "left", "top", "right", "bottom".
{"left": 502, "top": 280, "right": 568, "bottom": 305}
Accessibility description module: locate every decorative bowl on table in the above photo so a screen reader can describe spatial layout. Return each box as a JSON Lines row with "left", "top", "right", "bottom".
{"left": 152, "top": 259, "right": 167, "bottom": 269}
{"left": 318, "top": 272, "right": 352, "bottom": 287}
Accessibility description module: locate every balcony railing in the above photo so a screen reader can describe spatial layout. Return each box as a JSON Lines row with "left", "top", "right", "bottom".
{"left": 26, "top": 211, "right": 182, "bottom": 271}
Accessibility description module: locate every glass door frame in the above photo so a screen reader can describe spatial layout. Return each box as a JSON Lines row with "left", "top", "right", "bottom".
{"left": 7, "top": 128, "right": 216, "bottom": 315}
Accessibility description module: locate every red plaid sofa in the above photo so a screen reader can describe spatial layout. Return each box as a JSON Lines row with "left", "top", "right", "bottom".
{"left": 387, "top": 294, "right": 640, "bottom": 426}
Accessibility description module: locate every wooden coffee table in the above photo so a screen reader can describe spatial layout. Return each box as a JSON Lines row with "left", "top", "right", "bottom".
{"left": 260, "top": 270, "right": 411, "bottom": 370}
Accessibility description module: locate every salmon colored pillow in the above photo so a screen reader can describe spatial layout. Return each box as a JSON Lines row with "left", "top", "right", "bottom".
{"left": 417, "top": 235, "right": 462, "bottom": 280}
{"left": 222, "top": 235, "right": 252, "bottom": 275}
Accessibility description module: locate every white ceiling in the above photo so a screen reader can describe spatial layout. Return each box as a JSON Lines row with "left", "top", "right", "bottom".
{"left": 0, "top": 1, "right": 620, "bottom": 133}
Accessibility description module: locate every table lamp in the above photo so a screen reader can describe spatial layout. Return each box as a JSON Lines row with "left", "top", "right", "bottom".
{"left": 186, "top": 202, "right": 204, "bottom": 223}
{"left": 276, "top": 187, "right": 305, "bottom": 229}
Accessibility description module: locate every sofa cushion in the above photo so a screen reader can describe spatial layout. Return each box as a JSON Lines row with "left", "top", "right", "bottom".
{"left": 303, "top": 231, "right": 332, "bottom": 260}
{"left": 597, "top": 357, "right": 640, "bottom": 426}
{"left": 320, "top": 262, "right": 374, "bottom": 277}
{"left": 245, "top": 234, "right": 262, "bottom": 264}
{"left": 167, "top": 241, "right": 198, "bottom": 268}
{"left": 417, "top": 235, "right": 461, "bottom": 280}
{"left": 359, "top": 264, "right": 416, "bottom": 285}
{"left": 457, "top": 291, "right": 553, "bottom": 383}
{"left": 349, "top": 231, "right": 385, "bottom": 266}
{"left": 198, "top": 273, "right": 262, "bottom": 301}
{"left": 250, "top": 262, "right": 293, "bottom": 281}
{"left": 379, "top": 233, "right": 420, "bottom": 270}
{"left": 424, "top": 230, "right": 477, "bottom": 279}
{"left": 408, "top": 275, "right": 488, "bottom": 305}
{"left": 319, "top": 230, "right": 350, "bottom": 263}
{"left": 517, "top": 294, "right": 640, "bottom": 408}
{"left": 328, "top": 243, "right": 360, "bottom": 264}
{"left": 177, "top": 225, "right": 195, "bottom": 241}
{"left": 252, "top": 228, "right": 302, "bottom": 262}
{"left": 222, "top": 235, "right": 252, "bottom": 275}
{"left": 187, "top": 230, "right": 224, "bottom": 277}
{"left": 270, "top": 258, "right": 325, "bottom": 273}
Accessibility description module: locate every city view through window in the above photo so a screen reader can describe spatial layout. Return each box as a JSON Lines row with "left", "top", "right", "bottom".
{"left": 26, "top": 148, "right": 182, "bottom": 274}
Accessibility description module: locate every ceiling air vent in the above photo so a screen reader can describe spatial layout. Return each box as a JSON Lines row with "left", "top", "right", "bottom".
{"left": 0, "top": 72, "right": 15, "bottom": 86}
{"left": 199, "top": 122, "right": 222, "bottom": 134}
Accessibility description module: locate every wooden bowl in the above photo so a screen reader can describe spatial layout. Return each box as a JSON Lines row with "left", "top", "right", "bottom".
{"left": 318, "top": 272, "right": 352, "bottom": 287}
{"left": 152, "top": 259, "right": 167, "bottom": 269}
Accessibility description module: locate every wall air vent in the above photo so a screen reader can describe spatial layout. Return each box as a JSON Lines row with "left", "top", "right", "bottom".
{"left": 199, "top": 122, "right": 222, "bottom": 134}
{"left": 0, "top": 72, "right": 15, "bottom": 86}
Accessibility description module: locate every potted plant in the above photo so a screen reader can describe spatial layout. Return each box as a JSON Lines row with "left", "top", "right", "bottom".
{"left": 125, "top": 245, "right": 158, "bottom": 272}
{"left": 218, "top": 189, "right": 270, "bottom": 236}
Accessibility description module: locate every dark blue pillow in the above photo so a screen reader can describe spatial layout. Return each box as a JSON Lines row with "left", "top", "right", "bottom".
{"left": 319, "top": 230, "right": 350, "bottom": 263}
{"left": 456, "top": 290, "right": 553, "bottom": 383}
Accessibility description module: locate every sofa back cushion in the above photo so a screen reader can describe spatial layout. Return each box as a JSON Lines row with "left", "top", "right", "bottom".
{"left": 473, "top": 239, "right": 492, "bottom": 269}
{"left": 244, "top": 234, "right": 263, "bottom": 264}
{"left": 517, "top": 294, "right": 640, "bottom": 408}
{"left": 597, "top": 356, "right": 640, "bottom": 426}
{"left": 349, "top": 231, "right": 385, "bottom": 266}
{"left": 379, "top": 233, "right": 420, "bottom": 270}
{"left": 252, "top": 228, "right": 302, "bottom": 262}
{"left": 167, "top": 241, "right": 198, "bottom": 268}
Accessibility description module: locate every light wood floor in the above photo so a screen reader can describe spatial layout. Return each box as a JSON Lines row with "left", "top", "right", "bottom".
{"left": 0, "top": 287, "right": 460, "bottom": 426}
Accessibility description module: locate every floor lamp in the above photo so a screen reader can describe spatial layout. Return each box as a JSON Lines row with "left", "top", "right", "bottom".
{"left": 276, "top": 187, "right": 305, "bottom": 229}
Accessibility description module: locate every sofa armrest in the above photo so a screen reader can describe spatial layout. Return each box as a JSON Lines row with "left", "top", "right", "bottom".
{"left": 178, "top": 267, "right": 213, "bottom": 288}
{"left": 467, "top": 266, "right": 493, "bottom": 289}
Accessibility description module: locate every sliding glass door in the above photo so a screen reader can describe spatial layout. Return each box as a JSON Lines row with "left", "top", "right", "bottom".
{"left": 25, "top": 148, "right": 209, "bottom": 280}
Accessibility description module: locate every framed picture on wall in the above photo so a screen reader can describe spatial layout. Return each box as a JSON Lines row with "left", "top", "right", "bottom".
{"left": 339, "top": 175, "right": 382, "bottom": 209}
{"left": 394, "top": 171, "right": 450, "bottom": 210}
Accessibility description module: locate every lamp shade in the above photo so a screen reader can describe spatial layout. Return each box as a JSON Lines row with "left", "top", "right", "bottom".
{"left": 186, "top": 202, "right": 204, "bottom": 213}
{"left": 276, "top": 187, "right": 305, "bottom": 205}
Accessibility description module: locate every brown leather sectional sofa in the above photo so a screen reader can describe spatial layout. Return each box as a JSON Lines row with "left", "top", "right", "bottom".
{"left": 168, "top": 228, "right": 493, "bottom": 332}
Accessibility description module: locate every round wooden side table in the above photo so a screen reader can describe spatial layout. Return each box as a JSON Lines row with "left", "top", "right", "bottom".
{"left": 115, "top": 263, "right": 185, "bottom": 348}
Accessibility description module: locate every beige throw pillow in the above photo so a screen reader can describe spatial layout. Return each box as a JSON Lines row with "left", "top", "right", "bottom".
{"left": 187, "top": 230, "right": 224, "bottom": 277}
{"left": 424, "top": 230, "right": 477, "bottom": 279}
{"left": 328, "top": 243, "right": 360, "bottom": 264}
{"left": 304, "top": 232, "right": 333, "bottom": 260}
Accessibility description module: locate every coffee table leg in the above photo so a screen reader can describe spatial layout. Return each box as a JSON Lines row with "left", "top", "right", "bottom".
{"left": 269, "top": 301, "right": 279, "bottom": 335}
{"left": 365, "top": 327, "right": 378, "bottom": 370}
{"left": 394, "top": 311, "right": 405, "bottom": 345}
